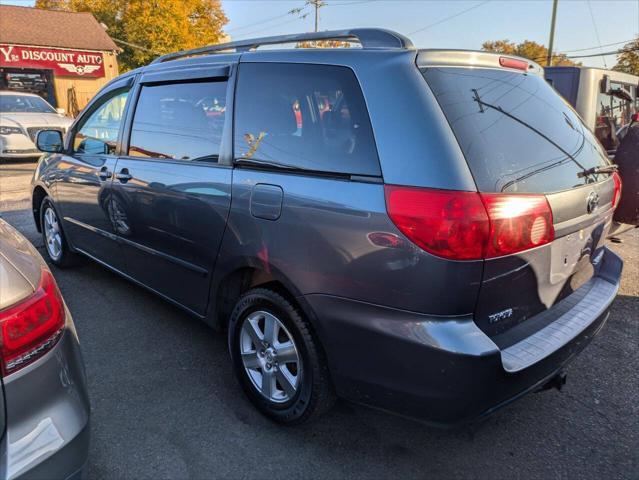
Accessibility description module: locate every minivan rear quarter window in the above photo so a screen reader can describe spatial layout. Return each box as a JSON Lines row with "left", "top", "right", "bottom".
{"left": 128, "top": 80, "right": 227, "bottom": 162}
{"left": 234, "top": 63, "right": 380, "bottom": 176}
{"left": 421, "top": 67, "right": 611, "bottom": 193}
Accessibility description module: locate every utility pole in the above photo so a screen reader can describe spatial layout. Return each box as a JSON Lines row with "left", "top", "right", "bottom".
{"left": 308, "top": 0, "right": 326, "bottom": 32}
{"left": 546, "top": 0, "right": 558, "bottom": 66}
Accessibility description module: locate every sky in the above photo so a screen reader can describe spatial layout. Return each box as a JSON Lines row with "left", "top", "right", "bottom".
{"left": 2, "top": 0, "right": 638, "bottom": 68}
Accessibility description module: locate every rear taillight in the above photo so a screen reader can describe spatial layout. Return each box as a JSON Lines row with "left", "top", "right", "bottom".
{"left": 384, "top": 186, "right": 554, "bottom": 260}
{"left": 0, "top": 269, "right": 65, "bottom": 376}
{"left": 611, "top": 172, "right": 622, "bottom": 208}
{"left": 384, "top": 186, "right": 489, "bottom": 260}
{"left": 480, "top": 194, "right": 554, "bottom": 258}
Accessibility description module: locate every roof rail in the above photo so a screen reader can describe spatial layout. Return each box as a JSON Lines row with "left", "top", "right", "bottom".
{"left": 151, "top": 28, "right": 413, "bottom": 64}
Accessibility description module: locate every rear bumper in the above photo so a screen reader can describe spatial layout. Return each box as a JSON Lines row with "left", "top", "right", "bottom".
{"left": 303, "top": 246, "right": 622, "bottom": 426}
{"left": 1, "top": 307, "right": 90, "bottom": 479}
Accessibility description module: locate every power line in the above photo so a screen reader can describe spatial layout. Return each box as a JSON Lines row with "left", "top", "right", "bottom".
{"left": 586, "top": 0, "right": 607, "bottom": 68}
{"left": 111, "top": 37, "right": 158, "bottom": 54}
{"left": 409, "top": 0, "right": 491, "bottom": 35}
{"left": 561, "top": 38, "right": 635, "bottom": 53}
{"left": 530, "top": 46, "right": 639, "bottom": 63}
{"left": 566, "top": 46, "right": 639, "bottom": 59}
{"left": 225, "top": 12, "right": 293, "bottom": 34}
{"left": 326, "top": 0, "right": 377, "bottom": 5}
{"left": 234, "top": 16, "right": 307, "bottom": 39}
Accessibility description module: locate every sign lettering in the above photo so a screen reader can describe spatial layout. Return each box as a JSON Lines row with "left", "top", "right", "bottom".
{"left": 0, "top": 44, "right": 106, "bottom": 78}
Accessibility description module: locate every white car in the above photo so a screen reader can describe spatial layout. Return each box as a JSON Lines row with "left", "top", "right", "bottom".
{"left": 0, "top": 91, "right": 73, "bottom": 159}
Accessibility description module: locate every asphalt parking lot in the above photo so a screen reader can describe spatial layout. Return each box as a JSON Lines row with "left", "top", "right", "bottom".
{"left": 1, "top": 158, "right": 638, "bottom": 479}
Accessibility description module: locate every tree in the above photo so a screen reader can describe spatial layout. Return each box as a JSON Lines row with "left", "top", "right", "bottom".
{"left": 35, "top": 0, "right": 228, "bottom": 71}
{"left": 482, "top": 39, "right": 580, "bottom": 67}
{"left": 613, "top": 37, "right": 639, "bottom": 76}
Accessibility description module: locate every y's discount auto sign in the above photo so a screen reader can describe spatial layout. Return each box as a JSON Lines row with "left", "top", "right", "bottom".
{"left": 0, "top": 44, "right": 105, "bottom": 78}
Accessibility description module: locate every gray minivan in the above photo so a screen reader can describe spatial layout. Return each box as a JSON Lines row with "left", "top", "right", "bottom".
{"left": 32, "top": 29, "right": 625, "bottom": 426}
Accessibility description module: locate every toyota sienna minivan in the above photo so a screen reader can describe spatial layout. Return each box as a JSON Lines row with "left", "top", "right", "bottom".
{"left": 31, "top": 29, "right": 625, "bottom": 426}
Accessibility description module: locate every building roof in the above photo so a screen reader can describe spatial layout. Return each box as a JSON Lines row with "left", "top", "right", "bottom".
{"left": 0, "top": 5, "right": 118, "bottom": 52}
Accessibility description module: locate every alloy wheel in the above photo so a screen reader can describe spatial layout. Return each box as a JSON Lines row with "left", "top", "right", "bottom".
{"left": 239, "top": 310, "right": 301, "bottom": 403}
{"left": 43, "top": 206, "right": 63, "bottom": 260}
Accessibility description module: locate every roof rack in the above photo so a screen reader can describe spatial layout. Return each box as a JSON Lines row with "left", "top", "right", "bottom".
{"left": 151, "top": 28, "right": 413, "bottom": 64}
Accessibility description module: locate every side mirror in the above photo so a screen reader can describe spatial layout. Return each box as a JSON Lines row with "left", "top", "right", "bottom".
{"left": 55, "top": 107, "right": 66, "bottom": 115}
{"left": 36, "top": 129, "right": 64, "bottom": 153}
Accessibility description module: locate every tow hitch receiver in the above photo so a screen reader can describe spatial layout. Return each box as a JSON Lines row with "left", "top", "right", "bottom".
{"left": 538, "top": 372, "right": 567, "bottom": 392}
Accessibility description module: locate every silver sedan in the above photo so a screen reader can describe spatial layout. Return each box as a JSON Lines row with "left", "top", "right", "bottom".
{"left": 0, "top": 218, "right": 89, "bottom": 479}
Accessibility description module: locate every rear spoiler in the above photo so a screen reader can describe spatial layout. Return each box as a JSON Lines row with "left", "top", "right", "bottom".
{"left": 417, "top": 49, "right": 544, "bottom": 77}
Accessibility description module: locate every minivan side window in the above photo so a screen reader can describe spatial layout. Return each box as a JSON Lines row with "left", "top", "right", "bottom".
{"left": 73, "top": 89, "right": 129, "bottom": 155}
{"left": 234, "top": 63, "right": 380, "bottom": 176}
{"left": 128, "top": 80, "right": 227, "bottom": 162}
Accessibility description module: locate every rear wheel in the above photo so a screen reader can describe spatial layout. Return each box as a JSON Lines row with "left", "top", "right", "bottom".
{"left": 40, "top": 197, "right": 77, "bottom": 267}
{"left": 228, "top": 288, "right": 335, "bottom": 424}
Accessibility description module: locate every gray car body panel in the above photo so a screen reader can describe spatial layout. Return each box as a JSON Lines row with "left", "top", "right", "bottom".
{"left": 215, "top": 169, "right": 484, "bottom": 315}
{"left": 0, "top": 220, "right": 89, "bottom": 479}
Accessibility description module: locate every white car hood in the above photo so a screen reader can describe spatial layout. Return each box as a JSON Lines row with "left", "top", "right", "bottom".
{"left": 0, "top": 112, "right": 73, "bottom": 129}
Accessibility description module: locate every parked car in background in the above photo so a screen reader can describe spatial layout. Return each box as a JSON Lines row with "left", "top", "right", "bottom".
{"left": 0, "top": 91, "right": 72, "bottom": 159}
{"left": 0, "top": 217, "right": 89, "bottom": 478}
{"left": 32, "top": 29, "right": 628, "bottom": 426}
{"left": 545, "top": 66, "right": 639, "bottom": 153}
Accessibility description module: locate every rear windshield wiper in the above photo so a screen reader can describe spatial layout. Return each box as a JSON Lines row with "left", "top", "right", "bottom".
{"left": 471, "top": 89, "right": 596, "bottom": 180}
{"left": 577, "top": 164, "right": 618, "bottom": 178}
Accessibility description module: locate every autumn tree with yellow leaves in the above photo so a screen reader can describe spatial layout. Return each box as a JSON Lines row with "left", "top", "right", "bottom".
{"left": 613, "top": 37, "right": 639, "bottom": 76}
{"left": 35, "top": 0, "right": 228, "bottom": 71}
{"left": 482, "top": 39, "right": 580, "bottom": 67}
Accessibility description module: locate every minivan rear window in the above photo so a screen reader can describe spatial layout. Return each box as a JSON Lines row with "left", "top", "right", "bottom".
{"left": 421, "top": 67, "right": 610, "bottom": 193}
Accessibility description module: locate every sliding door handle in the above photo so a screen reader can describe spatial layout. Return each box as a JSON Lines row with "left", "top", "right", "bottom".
{"left": 98, "top": 167, "right": 112, "bottom": 180}
{"left": 115, "top": 168, "right": 132, "bottom": 182}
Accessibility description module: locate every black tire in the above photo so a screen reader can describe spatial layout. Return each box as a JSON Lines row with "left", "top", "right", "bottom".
{"left": 228, "top": 288, "right": 335, "bottom": 425}
{"left": 40, "top": 196, "right": 77, "bottom": 267}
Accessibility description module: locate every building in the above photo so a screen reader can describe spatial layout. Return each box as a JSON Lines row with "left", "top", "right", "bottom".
{"left": 0, "top": 5, "right": 119, "bottom": 116}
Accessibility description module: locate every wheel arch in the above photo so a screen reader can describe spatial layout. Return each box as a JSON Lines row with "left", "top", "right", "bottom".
{"left": 32, "top": 184, "right": 50, "bottom": 233}
{"left": 208, "top": 260, "right": 312, "bottom": 333}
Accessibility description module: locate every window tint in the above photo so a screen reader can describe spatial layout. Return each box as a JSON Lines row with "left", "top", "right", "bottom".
{"left": 234, "top": 63, "right": 380, "bottom": 176}
{"left": 422, "top": 67, "right": 610, "bottom": 194}
{"left": 74, "top": 89, "right": 129, "bottom": 154}
{"left": 128, "top": 81, "right": 227, "bottom": 162}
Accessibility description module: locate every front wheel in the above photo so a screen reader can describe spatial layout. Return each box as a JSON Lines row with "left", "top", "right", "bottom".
{"left": 40, "top": 197, "right": 77, "bottom": 267}
{"left": 228, "top": 288, "right": 335, "bottom": 424}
